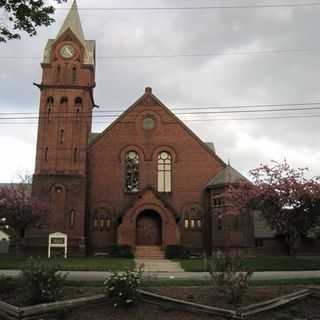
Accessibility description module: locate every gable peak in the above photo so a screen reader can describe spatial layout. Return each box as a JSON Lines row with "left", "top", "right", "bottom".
{"left": 145, "top": 87, "right": 152, "bottom": 94}
{"left": 56, "top": 0, "right": 85, "bottom": 45}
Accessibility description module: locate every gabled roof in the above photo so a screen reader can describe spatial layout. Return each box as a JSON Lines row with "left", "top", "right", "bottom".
{"left": 206, "top": 165, "right": 248, "bottom": 189}
{"left": 56, "top": 0, "right": 85, "bottom": 45}
{"left": 43, "top": 0, "right": 95, "bottom": 65}
{"left": 119, "top": 185, "right": 180, "bottom": 219}
{"left": 88, "top": 87, "right": 226, "bottom": 167}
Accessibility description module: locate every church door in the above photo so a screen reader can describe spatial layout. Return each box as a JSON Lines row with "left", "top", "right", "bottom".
{"left": 136, "top": 210, "right": 162, "bottom": 246}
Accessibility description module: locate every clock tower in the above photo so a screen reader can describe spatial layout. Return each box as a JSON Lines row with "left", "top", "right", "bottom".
{"left": 30, "top": 0, "right": 96, "bottom": 255}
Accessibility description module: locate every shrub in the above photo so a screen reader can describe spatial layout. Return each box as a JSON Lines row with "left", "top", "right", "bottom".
{"left": 208, "top": 251, "right": 253, "bottom": 307}
{"left": 20, "top": 258, "right": 68, "bottom": 305}
{"left": 110, "top": 244, "right": 134, "bottom": 258}
{"left": 104, "top": 267, "right": 143, "bottom": 309}
{"left": 0, "top": 275, "right": 18, "bottom": 295}
{"left": 165, "top": 245, "right": 190, "bottom": 259}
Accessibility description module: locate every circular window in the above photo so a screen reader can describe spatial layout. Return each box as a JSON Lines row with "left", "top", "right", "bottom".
{"left": 143, "top": 117, "right": 155, "bottom": 130}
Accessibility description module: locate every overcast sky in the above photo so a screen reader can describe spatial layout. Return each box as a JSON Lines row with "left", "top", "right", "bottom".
{"left": 0, "top": 0, "right": 320, "bottom": 182}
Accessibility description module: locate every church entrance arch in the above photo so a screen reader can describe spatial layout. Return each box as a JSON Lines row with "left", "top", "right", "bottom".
{"left": 136, "top": 210, "right": 162, "bottom": 246}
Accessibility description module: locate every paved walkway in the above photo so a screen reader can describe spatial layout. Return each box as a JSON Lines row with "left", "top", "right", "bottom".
{"left": 1, "top": 269, "right": 320, "bottom": 282}
{"left": 135, "top": 258, "right": 184, "bottom": 272}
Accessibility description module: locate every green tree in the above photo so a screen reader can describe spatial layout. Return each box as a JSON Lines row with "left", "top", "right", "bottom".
{"left": 0, "top": 0, "right": 66, "bottom": 42}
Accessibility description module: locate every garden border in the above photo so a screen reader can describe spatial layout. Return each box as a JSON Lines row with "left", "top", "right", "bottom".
{"left": 0, "top": 294, "right": 106, "bottom": 320}
{"left": 0, "top": 288, "right": 317, "bottom": 319}
{"left": 138, "top": 288, "right": 314, "bottom": 319}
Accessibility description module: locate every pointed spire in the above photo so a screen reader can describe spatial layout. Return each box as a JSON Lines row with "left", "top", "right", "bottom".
{"left": 56, "top": 0, "right": 85, "bottom": 44}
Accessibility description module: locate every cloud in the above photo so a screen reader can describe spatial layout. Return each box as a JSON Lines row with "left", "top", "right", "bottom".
{"left": 0, "top": 0, "right": 320, "bottom": 182}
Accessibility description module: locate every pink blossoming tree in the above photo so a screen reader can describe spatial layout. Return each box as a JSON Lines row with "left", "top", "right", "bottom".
{"left": 222, "top": 160, "right": 320, "bottom": 256}
{"left": 0, "top": 180, "right": 48, "bottom": 254}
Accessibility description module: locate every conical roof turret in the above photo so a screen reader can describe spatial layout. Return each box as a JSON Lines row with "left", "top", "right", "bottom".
{"left": 56, "top": 0, "right": 85, "bottom": 45}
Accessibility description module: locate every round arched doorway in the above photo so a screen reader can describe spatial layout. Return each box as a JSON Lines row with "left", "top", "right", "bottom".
{"left": 136, "top": 210, "right": 162, "bottom": 246}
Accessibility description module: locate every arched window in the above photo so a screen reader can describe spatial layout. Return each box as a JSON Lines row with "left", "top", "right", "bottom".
{"left": 69, "top": 210, "right": 75, "bottom": 229}
{"left": 60, "top": 96, "right": 68, "bottom": 106}
{"left": 184, "top": 206, "right": 202, "bottom": 230}
{"left": 75, "top": 97, "right": 82, "bottom": 113}
{"left": 46, "top": 96, "right": 54, "bottom": 108}
{"left": 93, "top": 207, "right": 112, "bottom": 231}
{"left": 125, "top": 151, "right": 139, "bottom": 192}
{"left": 93, "top": 216, "right": 99, "bottom": 230}
{"left": 157, "top": 151, "right": 172, "bottom": 192}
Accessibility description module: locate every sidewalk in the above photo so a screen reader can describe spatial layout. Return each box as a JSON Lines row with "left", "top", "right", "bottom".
{"left": 1, "top": 269, "right": 320, "bottom": 282}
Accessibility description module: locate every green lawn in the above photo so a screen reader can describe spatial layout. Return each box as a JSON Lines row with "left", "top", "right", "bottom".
{"left": 0, "top": 256, "right": 134, "bottom": 271}
{"left": 180, "top": 256, "right": 320, "bottom": 272}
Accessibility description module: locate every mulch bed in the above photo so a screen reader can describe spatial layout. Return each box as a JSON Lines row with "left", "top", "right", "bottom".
{"left": 65, "top": 286, "right": 320, "bottom": 320}
{"left": 66, "top": 297, "right": 320, "bottom": 320}
{"left": 1, "top": 286, "right": 320, "bottom": 319}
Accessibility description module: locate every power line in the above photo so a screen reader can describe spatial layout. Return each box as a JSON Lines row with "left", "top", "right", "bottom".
{"left": 2, "top": 101, "right": 320, "bottom": 116}
{"left": 54, "top": 2, "right": 320, "bottom": 11}
{"left": 0, "top": 48, "right": 319, "bottom": 61}
{"left": 1, "top": 113, "right": 320, "bottom": 126}
{"left": 1, "top": 106, "right": 320, "bottom": 120}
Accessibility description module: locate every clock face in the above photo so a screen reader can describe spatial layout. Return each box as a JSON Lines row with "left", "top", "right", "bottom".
{"left": 60, "top": 44, "right": 75, "bottom": 59}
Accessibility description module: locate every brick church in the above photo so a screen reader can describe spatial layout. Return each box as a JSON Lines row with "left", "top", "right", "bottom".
{"left": 29, "top": 1, "right": 258, "bottom": 257}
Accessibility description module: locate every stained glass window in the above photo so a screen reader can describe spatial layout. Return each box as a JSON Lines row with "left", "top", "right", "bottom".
{"left": 125, "top": 151, "right": 140, "bottom": 192}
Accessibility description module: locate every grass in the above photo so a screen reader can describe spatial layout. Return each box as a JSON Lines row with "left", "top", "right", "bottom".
{"left": 0, "top": 256, "right": 134, "bottom": 271}
{"left": 63, "top": 277, "right": 320, "bottom": 288}
{"left": 179, "top": 256, "right": 320, "bottom": 272}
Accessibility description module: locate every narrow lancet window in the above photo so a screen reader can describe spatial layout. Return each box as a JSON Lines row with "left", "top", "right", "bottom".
{"left": 59, "top": 129, "right": 65, "bottom": 144}
{"left": 60, "top": 96, "right": 68, "bottom": 106}
{"left": 46, "top": 97, "right": 54, "bottom": 119}
{"left": 75, "top": 97, "right": 82, "bottom": 113}
{"left": 157, "top": 151, "right": 172, "bottom": 192}
{"left": 45, "top": 147, "right": 49, "bottom": 161}
{"left": 73, "top": 148, "right": 78, "bottom": 162}
{"left": 72, "top": 67, "right": 77, "bottom": 84}
{"left": 125, "top": 151, "right": 140, "bottom": 192}
{"left": 69, "top": 210, "right": 75, "bottom": 229}
{"left": 56, "top": 66, "right": 61, "bottom": 82}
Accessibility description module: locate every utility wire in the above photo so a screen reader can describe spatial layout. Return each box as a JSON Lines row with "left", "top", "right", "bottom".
{"left": 1, "top": 113, "right": 320, "bottom": 126}
{"left": 54, "top": 2, "right": 320, "bottom": 10}
{"left": 1, "top": 48, "right": 319, "bottom": 61}
{"left": 0, "top": 106, "right": 320, "bottom": 120}
{"left": 2, "top": 102, "right": 320, "bottom": 116}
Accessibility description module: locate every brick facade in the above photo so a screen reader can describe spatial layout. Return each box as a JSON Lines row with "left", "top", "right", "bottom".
{"left": 29, "top": 2, "right": 256, "bottom": 256}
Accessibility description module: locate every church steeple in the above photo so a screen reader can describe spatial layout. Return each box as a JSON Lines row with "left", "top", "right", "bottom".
{"left": 35, "top": 0, "right": 96, "bottom": 177}
{"left": 56, "top": 0, "right": 85, "bottom": 45}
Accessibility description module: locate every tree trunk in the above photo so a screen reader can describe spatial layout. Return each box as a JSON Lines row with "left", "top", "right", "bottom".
{"left": 13, "top": 229, "right": 26, "bottom": 256}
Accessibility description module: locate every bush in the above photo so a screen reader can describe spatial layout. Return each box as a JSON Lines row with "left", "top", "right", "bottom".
{"left": 110, "top": 244, "right": 134, "bottom": 258}
{"left": 21, "top": 258, "right": 68, "bottom": 305}
{"left": 165, "top": 245, "right": 190, "bottom": 259}
{"left": 208, "top": 251, "right": 253, "bottom": 307}
{"left": 0, "top": 275, "right": 18, "bottom": 295}
{"left": 104, "top": 267, "right": 143, "bottom": 309}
